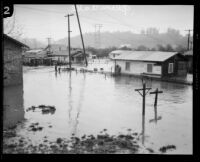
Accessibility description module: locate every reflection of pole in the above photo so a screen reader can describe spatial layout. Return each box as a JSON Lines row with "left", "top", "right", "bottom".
{"left": 150, "top": 88, "right": 163, "bottom": 124}
{"left": 135, "top": 82, "right": 151, "bottom": 145}
{"left": 150, "top": 88, "right": 163, "bottom": 107}
{"left": 142, "top": 83, "right": 146, "bottom": 144}
{"left": 154, "top": 106, "right": 157, "bottom": 124}
{"left": 68, "top": 71, "right": 72, "bottom": 123}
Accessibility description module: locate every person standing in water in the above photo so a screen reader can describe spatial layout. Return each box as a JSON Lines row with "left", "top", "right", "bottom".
{"left": 55, "top": 64, "right": 58, "bottom": 72}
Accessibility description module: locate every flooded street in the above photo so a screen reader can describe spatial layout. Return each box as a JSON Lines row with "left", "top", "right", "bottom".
{"left": 4, "top": 66, "right": 192, "bottom": 154}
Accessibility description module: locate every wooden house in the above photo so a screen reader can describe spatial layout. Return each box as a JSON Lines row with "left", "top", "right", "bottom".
{"left": 22, "top": 49, "right": 51, "bottom": 66}
{"left": 3, "top": 34, "right": 29, "bottom": 86}
{"left": 110, "top": 50, "right": 188, "bottom": 78}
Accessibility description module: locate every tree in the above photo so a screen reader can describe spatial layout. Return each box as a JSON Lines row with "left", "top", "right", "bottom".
{"left": 175, "top": 45, "right": 187, "bottom": 52}
{"left": 136, "top": 45, "right": 148, "bottom": 51}
{"left": 3, "top": 11, "right": 23, "bottom": 39}
{"left": 146, "top": 27, "right": 159, "bottom": 35}
{"left": 165, "top": 44, "right": 174, "bottom": 52}
{"left": 156, "top": 44, "right": 166, "bottom": 51}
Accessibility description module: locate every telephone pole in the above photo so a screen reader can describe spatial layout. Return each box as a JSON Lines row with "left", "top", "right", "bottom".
{"left": 65, "top": 14, "right": 74, "bottom": 69}
{"left": 135, "top": 82, "right": 151, "bottom": 144}
{"left": 74, "top": 5, "right": 88, "bottom": 67}
{"left": 46, "top": 37, "right": 51, "bottom": 54}
{"left": 185, "top": 29, "right": 193, "bottom": 50}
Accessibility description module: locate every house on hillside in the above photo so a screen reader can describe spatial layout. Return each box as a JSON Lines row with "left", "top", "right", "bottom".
{"left": 183, "top": 50, "right": 193, "bottom": 73}
{"left": 3, "top": 34, "right": 29, "bottom": 86}
{"left": 110, "top": 50, "right": 188, "bottom": 78}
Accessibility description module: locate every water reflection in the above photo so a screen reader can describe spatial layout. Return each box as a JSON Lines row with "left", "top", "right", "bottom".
{"left": 72, "top": 72, "right": 86, "bottom": 136}
{"left": 19, "top": 67, "right": 192, "bottom": 154}
{"left": 3, "top": 85, "right": 24, "bottom": 129}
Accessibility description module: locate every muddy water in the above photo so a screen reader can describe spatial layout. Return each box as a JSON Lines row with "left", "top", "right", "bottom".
{"left": 4, "top": 66, "right": 192, "bottom": 154}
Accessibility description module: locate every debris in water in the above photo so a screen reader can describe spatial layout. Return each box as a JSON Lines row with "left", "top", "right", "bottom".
{"left": 26, "top": 105, "right": 56, "bottom": 114}
{"left": 159, "top": 145, "right": 176, "bottom": 153}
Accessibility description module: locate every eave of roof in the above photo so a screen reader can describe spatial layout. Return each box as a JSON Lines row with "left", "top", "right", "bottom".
{"left": 111, "top": 51, "right": 179, "bottom": 62}
{"left": 4, "top": 34, "right": 29, "bottom": 48}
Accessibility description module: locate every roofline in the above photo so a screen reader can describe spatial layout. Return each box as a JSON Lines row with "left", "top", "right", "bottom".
{"left": 111, "top": 58, "right": 164, "bottom": 62}
{"left": 4, "top": 34, "right": 29, "bottom": 48}
{"left": 111, "top": 51, "right": 181, "bottom": 62}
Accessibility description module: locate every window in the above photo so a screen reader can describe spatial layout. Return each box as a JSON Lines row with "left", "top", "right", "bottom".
{"left": 147, "top": 64, "right": 153, "bottom": 73}
{"left": 168, "top": 63, "right": 174, "bottom": 73}
{"left": 125, "top": 62, "right": 130, "bottom": 71}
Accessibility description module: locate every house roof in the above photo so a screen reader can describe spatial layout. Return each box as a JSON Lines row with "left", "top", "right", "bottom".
{"left": 26, "top": 49, "right": 43, "bottom": 53}
{"left": 110, "top": 50, "right": 132, "bottom": 55}
{"left": 111, "top": 50, "right": 180, "bottom": 62}
{"left": 23, "top": 50, "right": 47, "bottom": 58}
{"left": 4, "top": 34, "right": 29, "bottom": 48}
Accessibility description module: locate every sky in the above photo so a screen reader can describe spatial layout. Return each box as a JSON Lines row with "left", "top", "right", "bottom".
{"left": 4, "top": 5, "right": 194, "bottom": 42}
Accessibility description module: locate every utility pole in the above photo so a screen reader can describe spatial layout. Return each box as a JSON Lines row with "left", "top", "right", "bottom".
{"left": 46, "top": 37, "right": 51, "bottom": 54}
{"left": 185, "top": 29, "right": 193, "bottom": 50}
{"left": 74, "top": 5, "right": 88, "bottom": 67}
{"left": 135, "top": 82, "right": 151, "bottom": 144}
{"left": 65, "top": 14, "right": 74, "bottom": 69}
{"left": 94, "top": 24, "right": 103, "bottom": 48}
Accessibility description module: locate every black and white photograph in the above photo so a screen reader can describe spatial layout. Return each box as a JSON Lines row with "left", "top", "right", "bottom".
{"left": 2, "top": 2, "right": 198, "bottom": 155}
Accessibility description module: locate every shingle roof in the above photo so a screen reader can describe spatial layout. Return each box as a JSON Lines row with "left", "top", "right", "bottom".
{"left": 111, "top": 50, "right": 179, "bottom": 62}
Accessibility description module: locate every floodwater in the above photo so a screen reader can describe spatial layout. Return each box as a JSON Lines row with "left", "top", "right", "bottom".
{"left": 4, "top": 65, "right": 192, "bottom": 154}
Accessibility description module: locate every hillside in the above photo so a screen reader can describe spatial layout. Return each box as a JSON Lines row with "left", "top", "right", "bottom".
{"left": 56, "top": 31, "right": 189, "bottom": 49}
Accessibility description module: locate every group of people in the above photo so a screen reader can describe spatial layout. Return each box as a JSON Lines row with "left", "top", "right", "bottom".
{"left": 55, "top": 64, "right": 61, "bottom": 73}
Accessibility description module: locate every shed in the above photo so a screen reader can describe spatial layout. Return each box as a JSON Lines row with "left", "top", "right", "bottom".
{"left": 3, "top": 34, "right": 29, "bottom": 86}
{"left": 110, "top": 50, "right": 187, "bottom": 78}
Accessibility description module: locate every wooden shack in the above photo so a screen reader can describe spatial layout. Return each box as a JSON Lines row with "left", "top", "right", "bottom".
{"left": 110, "top": 50, "right": 188, "bottom": 78}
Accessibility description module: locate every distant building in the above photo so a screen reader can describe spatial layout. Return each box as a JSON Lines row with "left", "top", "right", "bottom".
{"left": 3, "top": 34, "right": 29, "bottom": 86}
{"left": 110, "top": 50, "right": 188, "bottom": 78}
{"left": 23, "top": 49, "right": 52, "bottom": 66}
{"left": 44, "top": 44, "right": 89, "bottom": 65}
{"left": 183, "top": 50, "right": 193, "bottom": 73}
{"left": 71, "top": 49, "right": 89, "bottom": 64}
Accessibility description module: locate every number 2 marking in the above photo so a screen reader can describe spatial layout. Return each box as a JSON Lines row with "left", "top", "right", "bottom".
{"left": 4, "top": 6, "right": 10, "bottom": 15}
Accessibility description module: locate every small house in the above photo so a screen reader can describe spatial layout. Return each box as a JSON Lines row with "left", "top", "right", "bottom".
{"left": 71, "top": 50, "right": 89, "bottom": 64}
{"left": 3, "top": 34, "right": 29, "bottom": 86}
{"left": 23, "top": 49, "right": 49, "bottom": 66}
{"left": 110, "top": 50, "right": 188, "bottom": 78}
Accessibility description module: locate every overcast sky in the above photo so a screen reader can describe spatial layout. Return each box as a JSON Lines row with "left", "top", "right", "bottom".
{"left": 5, "top": 5, "right": 194, "bottom": 42}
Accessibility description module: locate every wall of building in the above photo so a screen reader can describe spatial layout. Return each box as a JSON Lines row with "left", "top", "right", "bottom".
{"left": 162, "top": 55, "right": 187, "bottom": 77}
{"left": 3, "top": 85, "right": 24, "bottom": 128}
{"left": 115, "top": 60, "right": 162, "bottom": 76}
{"left": 4, "top": 38, "right": 23, "bottom": 86}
